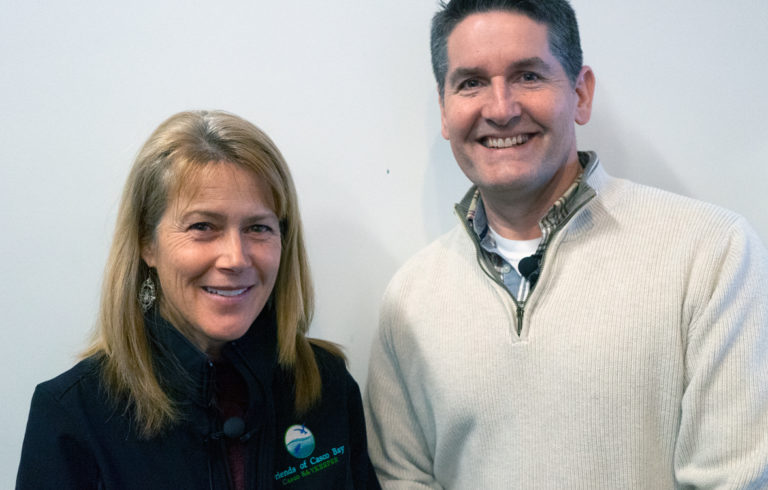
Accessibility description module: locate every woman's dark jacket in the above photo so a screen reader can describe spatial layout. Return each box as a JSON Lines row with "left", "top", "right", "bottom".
{"left": 16, "top": 310, "right": 380, "bottom": 489}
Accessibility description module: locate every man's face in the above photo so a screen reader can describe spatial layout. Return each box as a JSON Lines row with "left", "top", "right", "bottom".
{"left": 440, "top": 11, "right": 593, "bottom": 200}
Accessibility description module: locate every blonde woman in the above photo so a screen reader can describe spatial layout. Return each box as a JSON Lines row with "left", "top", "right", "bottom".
{"left": 17, "top": 110, "right": 379, "bottom": 489}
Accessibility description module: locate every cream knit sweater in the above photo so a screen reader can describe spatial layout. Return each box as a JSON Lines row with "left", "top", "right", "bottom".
{"left": 365, "top": 155, "right": 768, "bottom": 489}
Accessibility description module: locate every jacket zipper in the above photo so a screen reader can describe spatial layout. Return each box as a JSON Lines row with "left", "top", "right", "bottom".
{"left": 204, "top": 359, "right": 237, "bottom": 490}
{"left": 231, "top": 342, "right": 257, "bottom": 490}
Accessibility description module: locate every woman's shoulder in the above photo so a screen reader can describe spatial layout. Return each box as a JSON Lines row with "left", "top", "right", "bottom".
{"left": 307, "top": 339, "right": 365, "bottom": 402}
{"left": 25, "top": 356, "right": 120, "bottom": 441}
{"left": 309, "top": 339, "right": 350, "bottom": 379}
{"left": 34, "top": 356, "right": 104, "bottom": 403}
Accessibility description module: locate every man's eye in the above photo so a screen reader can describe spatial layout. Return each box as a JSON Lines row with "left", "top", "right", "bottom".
{"left": 521, "top": 72, "right": 541, "bottom": 82}
{"left": 458, "top": 78, "right": 482, "bottom": 90}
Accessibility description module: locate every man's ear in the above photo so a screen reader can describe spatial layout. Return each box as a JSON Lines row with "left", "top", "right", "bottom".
{"left": 439, "top": 84, "right": 450, "bottom": 140}
{"left": 574, "top": 65, "right": 595, "bottom": 126}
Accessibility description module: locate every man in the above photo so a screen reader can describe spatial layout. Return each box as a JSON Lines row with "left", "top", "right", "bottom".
{"left": 364, "top": 0, "right": 768, "bottom": 488}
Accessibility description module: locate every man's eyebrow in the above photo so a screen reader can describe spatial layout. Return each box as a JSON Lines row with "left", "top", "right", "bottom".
{"left": 447, "top": 57, "right": 554, "bottom": 87}
{"left": 511, "top": 57, "right": 554, "bottom": 73}
{"left": 447, "top": 67, "right": 483, "bottom": 88}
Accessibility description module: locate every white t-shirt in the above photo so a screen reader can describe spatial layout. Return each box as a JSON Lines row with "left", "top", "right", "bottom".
{"left": 487, "top": 226, "right": 541, "bottom": 275}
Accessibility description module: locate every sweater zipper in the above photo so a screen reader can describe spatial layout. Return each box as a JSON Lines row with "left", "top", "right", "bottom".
{"left": 456, "top": 186, "right": 596, "bottom": 338}
{"left": 458, "top": 214, "right": 526, "bottom": 336}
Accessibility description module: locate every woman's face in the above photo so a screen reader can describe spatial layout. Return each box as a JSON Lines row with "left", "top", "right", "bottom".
{"left": 141, "top": 162, "right": 282, "bottom": 357}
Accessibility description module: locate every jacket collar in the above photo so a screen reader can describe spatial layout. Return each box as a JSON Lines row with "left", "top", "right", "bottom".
{"left": 144, "top": 307, "right": 279, "bottom": 412}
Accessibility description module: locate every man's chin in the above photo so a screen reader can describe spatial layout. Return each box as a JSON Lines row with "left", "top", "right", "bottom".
{"left": 471, "top": 170, "right": 541, "bottom": 194}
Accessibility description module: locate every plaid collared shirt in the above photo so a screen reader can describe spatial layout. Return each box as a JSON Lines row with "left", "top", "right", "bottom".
{"left": 466, "top": 168, "right": 587, "bottom": 302}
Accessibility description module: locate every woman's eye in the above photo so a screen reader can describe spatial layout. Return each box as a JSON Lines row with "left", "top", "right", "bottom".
{"left": 188, "top": 222, "right": 212, "bottom": 232}
{"left": 248, "top": 224, "right": 273, "bottom": 233}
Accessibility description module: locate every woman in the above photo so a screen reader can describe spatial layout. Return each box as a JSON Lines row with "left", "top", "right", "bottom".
{"left": 17, "top": 110, "right": 380, "bottom": 489}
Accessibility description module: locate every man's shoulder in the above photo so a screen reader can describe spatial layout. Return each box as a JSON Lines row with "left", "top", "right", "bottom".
{"left": 593, "top": 168, "right": 746, "bottom": 234}
{"left": 590, "top": 170, "right": 768, "bottom": 273}
{"left": 380, "top": 223, "right": 480, "bottom": 320}
{"left": 389, "top": 224, "right": 470, "bottom": 281}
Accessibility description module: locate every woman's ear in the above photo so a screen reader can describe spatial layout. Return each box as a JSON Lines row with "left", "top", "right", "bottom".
{"left": 140, "top": 242, "right": 156, "bottom": 268}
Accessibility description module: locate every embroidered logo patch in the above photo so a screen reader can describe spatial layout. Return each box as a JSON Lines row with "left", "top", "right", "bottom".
{"left": 284, "top": 424, "right": 315, "bottom": 459}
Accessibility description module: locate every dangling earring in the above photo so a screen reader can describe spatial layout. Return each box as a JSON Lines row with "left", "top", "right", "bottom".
{"left": 138, "top": 277, "right": 157, "bottom": 312}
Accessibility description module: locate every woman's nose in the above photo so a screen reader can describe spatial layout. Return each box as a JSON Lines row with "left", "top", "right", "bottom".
{"left": 217, "top": 231, "right": 251, "bottom": 271}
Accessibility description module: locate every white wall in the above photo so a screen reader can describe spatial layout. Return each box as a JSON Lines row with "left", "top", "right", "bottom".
{"left": 1, "top": 0, "right": 766, "bottom": 484}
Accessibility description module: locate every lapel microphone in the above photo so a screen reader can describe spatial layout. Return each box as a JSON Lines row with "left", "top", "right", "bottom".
{"left": 208, "top": 416, "right": 257, "bottom": 442}
{"left": 518, "top": 253, "right": 542, "bottom": 287}
{"left": 222, "top": 416, "right": 245, "bottom": 439}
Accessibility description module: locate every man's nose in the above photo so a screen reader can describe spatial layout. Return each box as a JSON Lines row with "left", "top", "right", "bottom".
{"left": 482, "top": 80, "right": 521, "bottom": 126}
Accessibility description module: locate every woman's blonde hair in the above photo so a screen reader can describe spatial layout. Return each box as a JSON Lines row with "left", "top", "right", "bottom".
{"left": 83, "top": 110, "right": 339, "bottom": 437}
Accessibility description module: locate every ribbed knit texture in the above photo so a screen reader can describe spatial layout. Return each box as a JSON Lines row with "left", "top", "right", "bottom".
{"left": 365, "top": 159, "right": 768, "bottom": 489}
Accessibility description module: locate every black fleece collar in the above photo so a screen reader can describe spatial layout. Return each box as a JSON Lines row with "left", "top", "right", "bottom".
{"left": 143, "top": 307, "right": 279, "bottom": 413}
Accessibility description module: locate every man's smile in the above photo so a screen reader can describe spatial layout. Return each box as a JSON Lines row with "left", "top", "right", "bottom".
{"left": 481, "top": 134, "right": 532, "bottom": 148}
